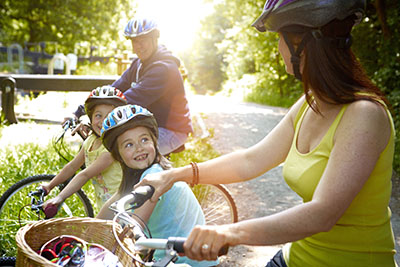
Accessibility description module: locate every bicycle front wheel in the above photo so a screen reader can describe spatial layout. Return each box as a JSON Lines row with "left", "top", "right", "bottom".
{"left": 0, "top": 174, "right": 94, "bottom": 257}
{"left": 191, "top": 184, "right": 238, "bottom": 225}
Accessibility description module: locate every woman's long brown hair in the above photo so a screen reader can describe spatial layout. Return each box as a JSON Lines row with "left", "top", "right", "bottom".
{"left": 287, "top": 15, "right": 389, "bottom": 113}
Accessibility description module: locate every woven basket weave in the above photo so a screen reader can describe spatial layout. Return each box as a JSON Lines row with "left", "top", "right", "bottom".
{"left": 15, "top": 217, "right": 140, "bottom": 267}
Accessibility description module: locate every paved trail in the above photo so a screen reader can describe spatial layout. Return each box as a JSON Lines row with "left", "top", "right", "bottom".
{"left": 190, "top": 94, "right": 400, "bottom": 266}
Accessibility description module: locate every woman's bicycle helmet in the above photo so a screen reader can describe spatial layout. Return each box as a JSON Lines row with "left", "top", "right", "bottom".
{"left": 252, "top": 0, "right": 366, "bottom": 80}
{"left": 84, "top": 85, "right": 127, "bottom": 121}
{"left": 101, "top": 104, "right": 158, "bottom": 152}
{"left": 252, "top": 0, "right": 365, "bottom": 33}
{"left": 123, "top": 18, "right": 160, "bottom": 39}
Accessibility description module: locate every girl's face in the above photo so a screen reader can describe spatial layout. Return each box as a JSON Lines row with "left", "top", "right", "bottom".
{"left": 117, "top": 126, "right": 156, "bottom": 170}
{"left": 91, "top": 104, "right": 115, "bottom": 136}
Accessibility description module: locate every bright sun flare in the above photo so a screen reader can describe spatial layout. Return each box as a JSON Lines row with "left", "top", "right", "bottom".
{"left": 134, "top": 0, "right": 213, "bottom": 54}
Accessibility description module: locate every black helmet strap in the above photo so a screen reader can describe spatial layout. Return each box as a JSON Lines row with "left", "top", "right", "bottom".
{"left": 281, "top": 31, "right": 312, "bottom": 81}
{"left": 281, "top": 28, "right": 354, "bottom": 81}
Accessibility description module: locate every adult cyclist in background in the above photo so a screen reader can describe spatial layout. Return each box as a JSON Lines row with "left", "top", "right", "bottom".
{"left": 70, "top": 17, "right": 193, "bottom": 156}
{"left": 136, "top": 0, "right": 397, "bottom": 266}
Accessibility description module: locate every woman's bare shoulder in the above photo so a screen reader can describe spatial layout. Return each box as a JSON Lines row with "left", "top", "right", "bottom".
{"left": 286, "top": 95, "right": 306, "bottom": 122}
{"left": 346, "top": 99, "right": 389, "bottom": 123}
{"left": 338, "top": 99, "right": 391, "bottom": 151}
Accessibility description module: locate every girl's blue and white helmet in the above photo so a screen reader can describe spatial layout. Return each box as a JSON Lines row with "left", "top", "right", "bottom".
{"left": 123, "top": 17, "right": 160, "bottom": 39}
{"left": 101, "top": 104, "right": 158, "bottom": 152}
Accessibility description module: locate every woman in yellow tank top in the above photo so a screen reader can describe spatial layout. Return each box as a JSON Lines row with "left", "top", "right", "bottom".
{"left": 133, "top": 0, "right": 397, "bottom": 266}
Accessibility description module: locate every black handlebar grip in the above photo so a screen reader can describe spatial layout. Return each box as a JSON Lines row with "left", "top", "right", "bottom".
{"left": 168, "top": 237, "right": 185, "bottom": 253}
{"left": 138, "top": 185, "right": 155, "bottom": 196}
{"left": 128, "top": 185, "right": 155, "bottom": 209}
{"left": 167, "top": 237, "right": 229, "bottom": 256}
{"left": 218, "top": 244, "right": 229, "bottom": 256}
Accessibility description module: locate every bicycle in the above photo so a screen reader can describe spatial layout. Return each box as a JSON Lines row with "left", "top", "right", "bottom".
{"left": 0, "top": 118, "right": 238, "bottom": 261}
{"left": 0, "top": 118, "right": 94, "bottom": 259}
{"left": 110, "top": 185, "right": 229, "bottom": 266}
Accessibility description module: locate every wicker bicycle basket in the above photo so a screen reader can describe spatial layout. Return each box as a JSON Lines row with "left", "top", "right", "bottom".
{"left": 15, "top": 217, "right": 140, "bottom": 267}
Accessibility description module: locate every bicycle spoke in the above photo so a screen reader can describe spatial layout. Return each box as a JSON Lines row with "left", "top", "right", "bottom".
{"left": 191, "top": 184, "right": 238, "bottom": 225}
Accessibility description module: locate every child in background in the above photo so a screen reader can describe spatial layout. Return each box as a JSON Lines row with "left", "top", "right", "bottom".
{"left": 42, "top": 86, "right": 127, "bottom": 214}
{"left": 97, "top": 104, "right": 217, "bottom": 267}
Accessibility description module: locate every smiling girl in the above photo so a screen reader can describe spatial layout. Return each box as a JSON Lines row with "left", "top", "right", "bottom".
{"left": 42, "top": 86, "right": 126, "bottom": 213}
{"left": 97, "top": 104, "right": 217, "bottom": 266}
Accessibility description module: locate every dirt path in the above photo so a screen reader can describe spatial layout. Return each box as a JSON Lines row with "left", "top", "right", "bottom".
{"left": 189, "top": 94, "right": 400, "bottom": 266}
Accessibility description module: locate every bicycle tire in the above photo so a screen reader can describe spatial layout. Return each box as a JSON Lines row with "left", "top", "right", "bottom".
{"left": 0, "top": 174, "right": 94, "bottom": 258}
{"left": 191, "top": 184, "right": 238, "bottom": 225}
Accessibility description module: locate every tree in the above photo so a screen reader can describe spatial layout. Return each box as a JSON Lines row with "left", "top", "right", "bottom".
{"left": 0, "top": 0, "right": 135, "bottom": 54}
{"left": 184, "top": 0, "right": 302, "bottom": 103}
{"left": 181, "top": 6, "right": 231, "bottom": 93}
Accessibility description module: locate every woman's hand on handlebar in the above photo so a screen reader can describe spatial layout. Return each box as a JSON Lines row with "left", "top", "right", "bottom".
{"left": 134, "top": 170, "right": 175, "bottom": 202}
{"left": 183, "top": 224, "right": 234, "bottom": 261}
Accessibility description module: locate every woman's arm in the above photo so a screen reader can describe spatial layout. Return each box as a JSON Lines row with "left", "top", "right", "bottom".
{"left": 137, "top": 96, "right": 305, "bottom": 201}
{"left": 43, "top": 152, "right": 115, "bottom": 208}
{"left": 183, "top": 100, "right": 392, "bottom": 261}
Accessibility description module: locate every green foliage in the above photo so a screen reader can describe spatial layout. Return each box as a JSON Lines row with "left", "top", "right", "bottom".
{"left": 242, "top": 73, "right": 303, "bottom": 108}
{"left": 169, "top": 135, "right": 220, "bottom": 168}
{"left": 0, "top": 0, "right": 135, "bottom": 55}
{"left": 184, "top": 0, "right": 302, "bottom": 107}
{"left": 0, "top": 138, "right": 96, "bottom": 257}
{"left": 0, "top": 143, "right": 65, "bottom": 188}
{"left": 352, "top": 0, "right": 400, "bottom": 173}
{"left": 181, "top": 9, "right": 231, "bottom": 93}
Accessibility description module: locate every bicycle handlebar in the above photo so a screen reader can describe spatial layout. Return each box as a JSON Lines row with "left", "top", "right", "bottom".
{"left": 115, "top": 185, "right": 155, "bottom": 212}
{"left": 58, "top": 117, "right": 86, "bottom": 142}
{"left": 135, "top": 237, "right": 228, "bottom": 256}
{"left": 111, "top": 185, "right": 229, "bottom": 266}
